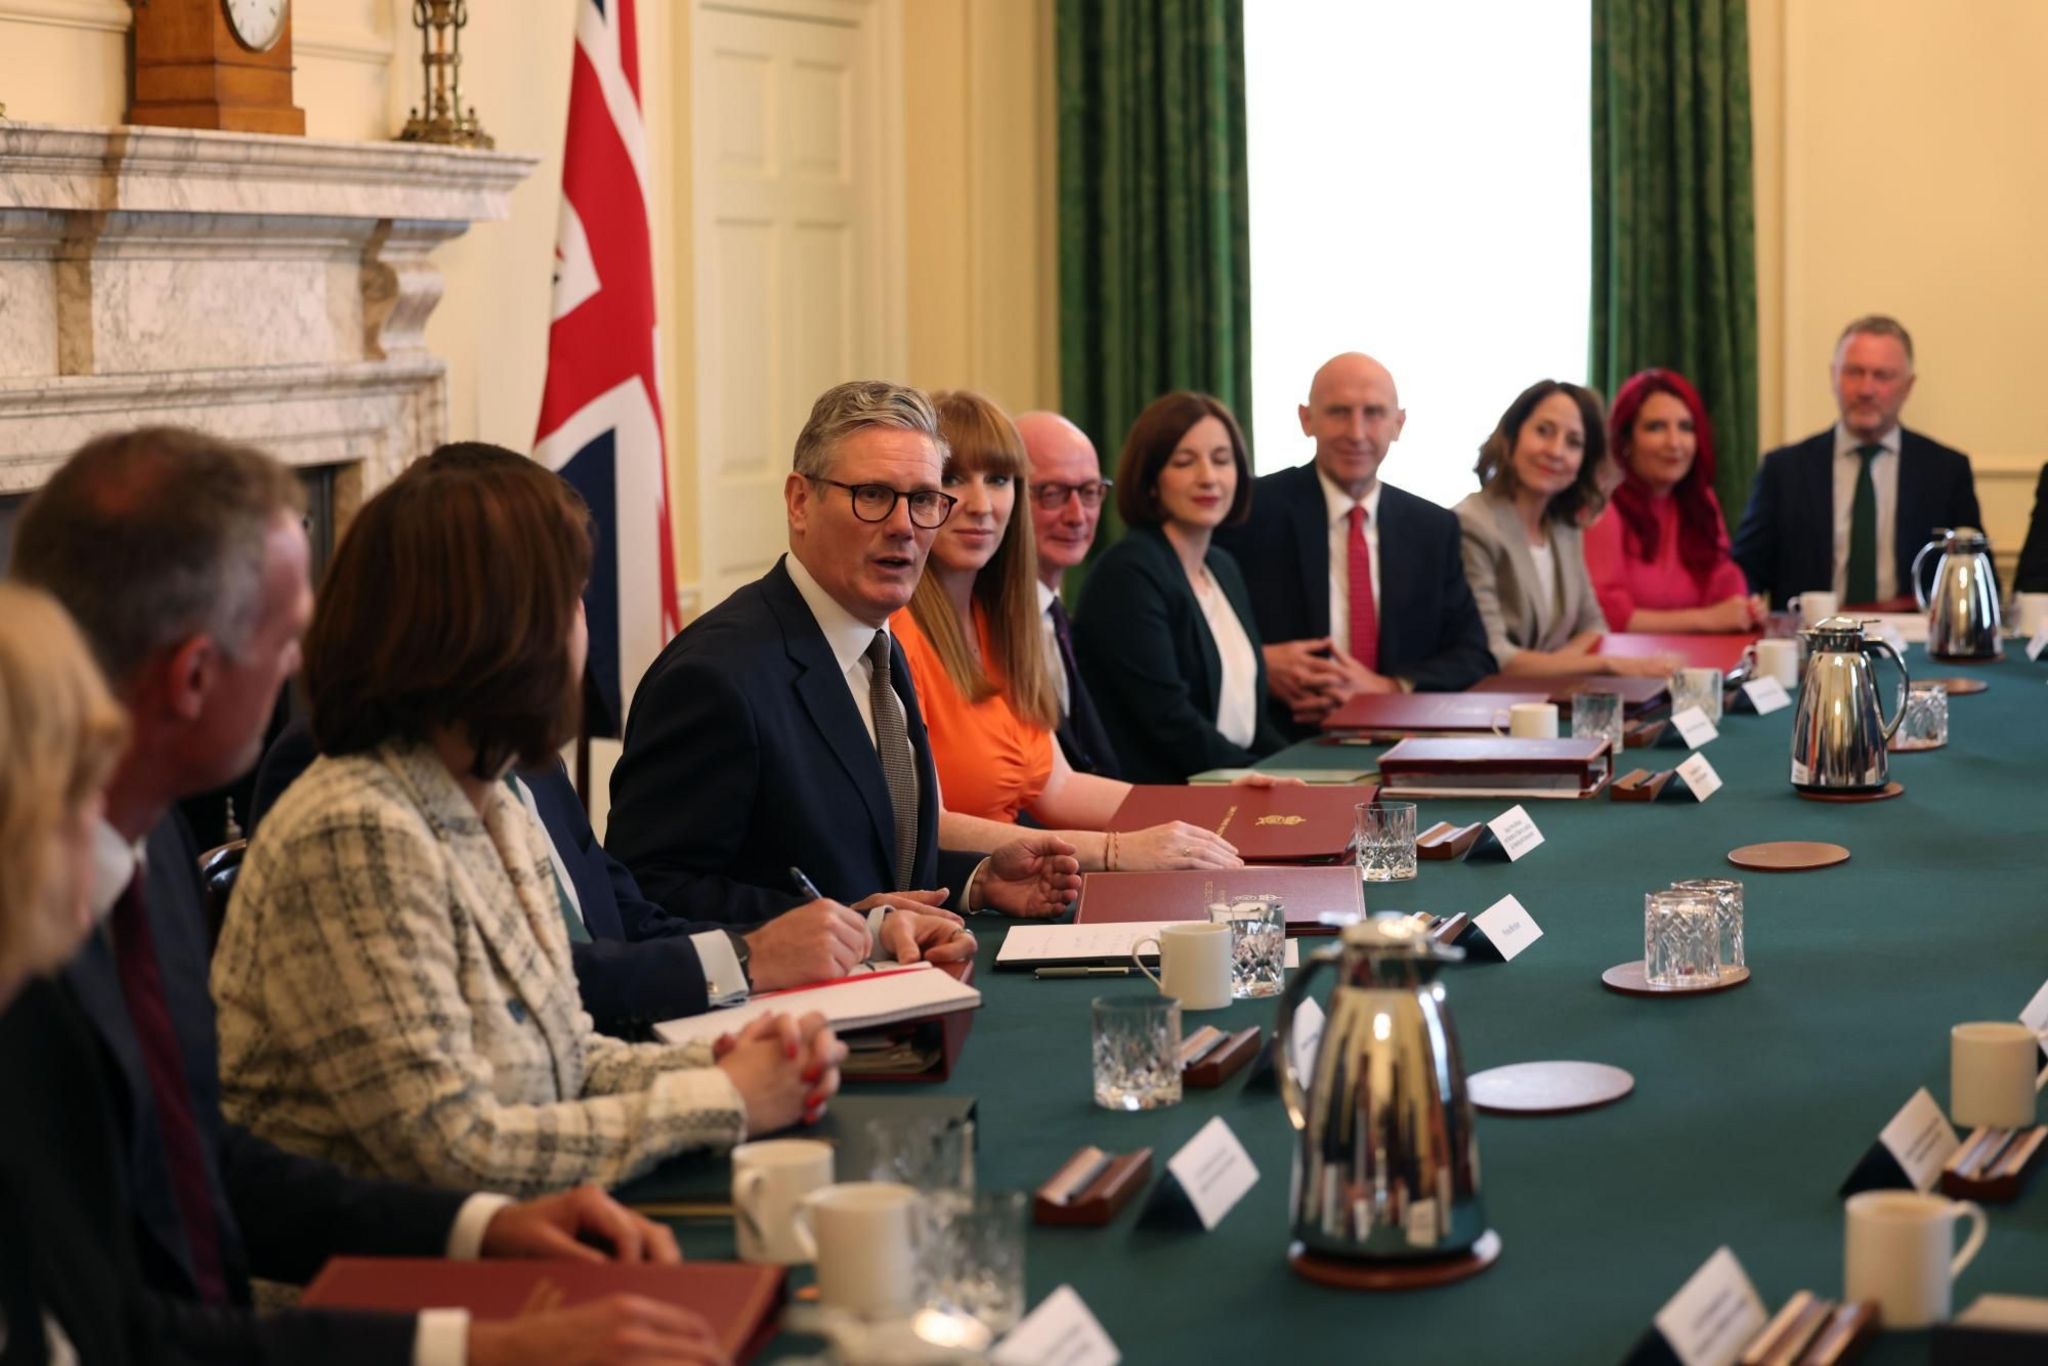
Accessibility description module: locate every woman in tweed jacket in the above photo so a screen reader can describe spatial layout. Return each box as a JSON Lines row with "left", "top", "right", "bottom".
{"left": 213, "top": 445, "right": 842, "bottom": 1197}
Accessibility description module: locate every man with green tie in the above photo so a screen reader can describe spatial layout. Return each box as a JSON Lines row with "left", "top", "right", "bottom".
{"left": 1732, "top": 314, "right": 1982, "bottom": 608}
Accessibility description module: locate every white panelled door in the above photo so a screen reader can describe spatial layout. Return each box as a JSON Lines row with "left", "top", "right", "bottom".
{"left": 691, "top": 0, "right": 906, "bottom": 612}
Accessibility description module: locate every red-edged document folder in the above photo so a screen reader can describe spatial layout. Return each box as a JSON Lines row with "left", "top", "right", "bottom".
{"left": 1594, "top": 633, "right": 1757, "bottom": 673}
{"left": 1105, "top": 784, "right": 1379, "bottom": 863}
{"left": 302, "top": 1258, "right": 786, "bottom": 1362}
{"left": 1072, "top": 866, "right": 1365, "bottom": 936}
{"left": 1320, "top": 690, "right": 1550, "bottom": 737}
{"left": 1465, "top": 673, "right": 1670, "bottom": 716}
{"left": 1378, "top": 736, "right": 1610, "bottom": 799}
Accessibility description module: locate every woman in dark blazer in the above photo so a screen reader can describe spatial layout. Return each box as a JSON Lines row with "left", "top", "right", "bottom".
{"left": 1072, "top": 392, "right": 1286, "bottom": 783}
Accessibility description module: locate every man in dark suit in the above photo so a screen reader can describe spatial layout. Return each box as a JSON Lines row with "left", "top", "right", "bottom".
{"left": 2012, "top": 463, "right": 2048, "bottom": 593}
{"left": 249, "top": 720, "right": 964, "bottom": 1038}
{"left": 1217, "top": 352, "right": 1492, "bottom": 735}
{"left": 610, "top": 380, "right": 1081, "bottom": 927}
{"left": 1017, "top": 410, "right": 1120, "bottom": 777}
{"left": 10, "top": 428, "right": 720, "bottom": 1366}
{"left": 1732, "top": 315, "right": 1982, "bottom": 608}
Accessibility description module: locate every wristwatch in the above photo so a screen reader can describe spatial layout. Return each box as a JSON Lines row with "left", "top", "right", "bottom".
{"left": 722, "top": 929, "right": 753, "bottom": 989}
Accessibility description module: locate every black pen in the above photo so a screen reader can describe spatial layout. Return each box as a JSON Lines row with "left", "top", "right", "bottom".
{"left": 789, "top": 866, "right": 824, "bottom": 901}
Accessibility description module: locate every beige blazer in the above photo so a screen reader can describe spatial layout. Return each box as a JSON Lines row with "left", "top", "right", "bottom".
{"left": 212, "top": 743, "right": 746, "bottom": 1197}
{"left": 1454, "top": 489, "right": 1607, "bottom": 664}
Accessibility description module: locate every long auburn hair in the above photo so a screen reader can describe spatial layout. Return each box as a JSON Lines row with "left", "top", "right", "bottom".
{"left": 906, "top": 391, "right": 1059, "bottom": 732}
{"left": 1607, "top": 369, "right": 1723, "bottom": 583}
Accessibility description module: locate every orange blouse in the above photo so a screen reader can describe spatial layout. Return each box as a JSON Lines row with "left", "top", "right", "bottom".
{"left": 892, "top": 605, "right": 1054, "bottom": 823}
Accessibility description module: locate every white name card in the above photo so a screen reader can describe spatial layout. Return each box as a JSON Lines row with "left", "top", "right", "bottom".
{"left": 993, "top": 1285, "right": 1120, "bottom": 1366}
{"left": 2019, "top": 978, "right": 2048, "bottom": 1044}
{"left": 1487, "top": 804, "right": 1544, "bottom": 861}
{"left": 1675, "top": 753, "right": 1723, "bottom": 801}
{"left": 1287, "top": 998, "right": 1326, "bottom": 1080}
{"left": 1740, "top": 677, "right": 1792, "bottom": 715}
{"left": 1671, "top": 706, "right": 1721, "bottom": 749}
{"left": 1473, "top": 895, "right": 1543, "bottom": 962}
{"left": 1164, "top": 1117, "right": 1259, "bottom": 1231}
{"left": 2028, "top": 624, "right": 2048, "bottom": 662}
{"left": 1651, "top": 1246, "right": 1768, "bottom": 1366}
{"left": 1880, "top": 1087, "right": 1962, "bottom": 1192}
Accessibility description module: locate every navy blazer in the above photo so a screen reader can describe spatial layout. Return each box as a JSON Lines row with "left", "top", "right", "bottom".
{"left": 1215, "top": 464, "right": 1493, "bottom": 734}
{"left": 1730, "top": 427, "right": 1982, "bottom": 606}
{"left": 2015, "top": 463, "right": 2048, "bottom": 593}
{"left": 251, "top": 723, "right": 716, "bottom": 1034}
{"left": 62, "top": 812, "right": 464, "bottom": 1363}
{"left": 1070, "top": 525, "right": 1287, "bottom": 783}
{"left": 609, "top": 557, "right": 981, "bottom": 925}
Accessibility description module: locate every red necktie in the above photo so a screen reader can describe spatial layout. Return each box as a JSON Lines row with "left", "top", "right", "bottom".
{"left": 1347, "top": 504, "right": 1379, "bottom": 671}
{"left": 111, "top": 874, "right": 229, "bottom": 1303}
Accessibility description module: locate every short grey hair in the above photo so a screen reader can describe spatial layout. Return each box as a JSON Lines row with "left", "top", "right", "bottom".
{"left": 9, "top": 427, "right": 306, "bottom": 687}
{"left": 792, "top": 380, "right": 948, "bottom": 479}
{"left": 1836, "top": 314, "right": 1915, "bottom": 368}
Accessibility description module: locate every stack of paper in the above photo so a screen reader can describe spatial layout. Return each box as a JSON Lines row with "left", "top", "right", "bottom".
{"left": 653, "top": 962, "right": 980, "bottom": 1047}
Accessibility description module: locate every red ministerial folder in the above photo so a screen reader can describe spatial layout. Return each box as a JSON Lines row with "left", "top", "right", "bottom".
{"left": 1466, "top": 673, "right": 1670, "bottom": 716}
{"left": 1105, "top": 784, "right": 1379, "bottom": 864}
{"left": 1378, "top": 736, "right": 1609, "bottom": 799}
{"left": 839, "top": 958, "right": 978, "bottom": 1084}
{"left": 302, "top": 1258, "right": 786, "bottom": 1362}
{"left": 1595, "top": 633, "right": 1758, "bottom": 673}
{"left": 1320, "top": 690, "right": 1549, "bottom": 736}
{"left": 1072, "top": 866, "right": 1365, "bottom": 936}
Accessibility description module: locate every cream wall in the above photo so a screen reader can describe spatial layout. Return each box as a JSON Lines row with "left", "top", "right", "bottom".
{"left": 1751, "top": 0, "right": 2048, "bottom": 563}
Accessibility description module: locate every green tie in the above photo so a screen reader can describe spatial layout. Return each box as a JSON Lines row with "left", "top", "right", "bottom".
{"left": 505, "top": 776, "right": 590, "bottom": 943}
{"left": 1846, "top": 443, "right": 1881, "bottom": 604}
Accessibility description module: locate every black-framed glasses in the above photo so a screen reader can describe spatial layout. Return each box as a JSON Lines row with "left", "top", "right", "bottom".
{"left": 1028, "top": 479, "right": 1114, "bottom": 511}
{"left": 812, "top": 478, "right": 959, "bottom": 529}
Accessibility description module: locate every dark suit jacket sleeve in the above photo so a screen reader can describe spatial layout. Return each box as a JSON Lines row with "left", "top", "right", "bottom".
{"left": 220, "top": 1125, "right": 466, "bottom": 1285}
{"left": 1729, "top": 450, "right": 1785, "bottom": 599}
{"left": 2018, "top": 465, "right": 2048, "bottom": 592}
{"left": 1073, "top": 549, "right": 1267, "bottom": 777}
{"left": 608, "top": 654, "right": 804, "bottom": 926}
{"left": 150, "top": 1294, "right": 417, "bottom": 1366}
{"left": 1399, "top": 516, "right": 1494, "bottom": 692}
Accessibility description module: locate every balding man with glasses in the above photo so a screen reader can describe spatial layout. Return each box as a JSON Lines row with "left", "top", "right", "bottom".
{"left": 610, "top": 381, "right": 1081, "bottom": 939}
{"left": 1017, "top": 410, "right": 1121, "bottom": 777}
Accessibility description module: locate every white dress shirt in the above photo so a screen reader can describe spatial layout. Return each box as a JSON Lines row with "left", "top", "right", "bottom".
{"left": 1035, "top": 579, "right": 1070, "bottom": 718}
{"left": 1527, "top": 541, "right": 1559, "bottom": 617}
{"left": 90, "top": 820, "right": 508, "bottom": 1366}
{"left": 1831, "top": 422, "right": 1902, "bottom": 600}
{"left": 1191, "top": 565, "right": 1260, "bottom": 748}
{"left": 1319, "top": 471, "right": 1383, "bottom": 658}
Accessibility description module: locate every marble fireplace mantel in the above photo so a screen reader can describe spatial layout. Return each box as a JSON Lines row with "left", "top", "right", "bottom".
{"left": 0, "top": 121, "right": 539, "bottom": 516}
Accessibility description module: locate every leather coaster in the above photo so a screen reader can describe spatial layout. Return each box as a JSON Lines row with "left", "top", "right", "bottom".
{"left": 1287, "top": 1229, "right": 1501, "bottom": 1291}
{"left": 1468, "top": 1061, "right": 1633, "bottom": 1115}
{"left": 1601, "top": 961, "right": 1751, "bottom": 997}
{"left": 1922, "top": 676, "right": 1988, "bottom": 695}
{"left": 1795, "top": 780, "right": 1904, "bottom": 803}
{"left": 1728, "top": 840, "right": 1849, "bottom": 871}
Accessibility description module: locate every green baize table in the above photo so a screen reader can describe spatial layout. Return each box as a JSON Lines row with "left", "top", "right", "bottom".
{"left": 683, "top": 643, "right": 2048, "bottom": 1364}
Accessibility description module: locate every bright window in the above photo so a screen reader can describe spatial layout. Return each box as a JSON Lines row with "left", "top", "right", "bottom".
{"left": 1244, "top": 2, "right": 1592, "bottom": 507}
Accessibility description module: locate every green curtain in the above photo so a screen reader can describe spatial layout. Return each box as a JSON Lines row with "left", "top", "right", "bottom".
{"left": 1056, "top": 0, "right": 1252, "bottom": 545}
{"left": 1591, "top": 0, "right": 1760, "bottom": 527}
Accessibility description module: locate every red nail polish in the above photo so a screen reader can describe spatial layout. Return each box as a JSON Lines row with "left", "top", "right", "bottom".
{"left": 802, "top": 1066, "right": 822, "bottom": 1084}
{"left": 786, "top": 1042, "right": 799, "bottom": 1060}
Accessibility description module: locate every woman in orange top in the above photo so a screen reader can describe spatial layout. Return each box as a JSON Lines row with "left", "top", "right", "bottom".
{"left": 893, "top": 390, "right": 1243, "bottom": 871}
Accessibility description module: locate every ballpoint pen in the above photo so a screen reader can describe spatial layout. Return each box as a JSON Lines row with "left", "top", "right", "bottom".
{"left": 789, "top": 866, "right": 825, "bottom": 901}
{"left": 1034, "top": 966, "right": 1133, "bottom": 979}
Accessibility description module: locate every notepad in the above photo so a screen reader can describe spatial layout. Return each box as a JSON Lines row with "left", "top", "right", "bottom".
{"left": 995, "top": 922, "right": 1299, "bottom": 970}
{"left": 652, "top": 962, "right": 981, "bottom": 1046}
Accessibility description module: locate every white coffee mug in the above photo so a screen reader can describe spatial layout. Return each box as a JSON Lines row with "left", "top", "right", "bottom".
{"left": 1132, "top": 921, "right": 1232, "bottom": 1011}
{"left": 1951, "top": 1022, "right": 2039, "bottom": 1131}
{"left": 1843, "top": 1190, "right": 1987, "bottom": 1328}
{"left": 1508, "top": 701, "right": 1560, "bottom": 739}
{"left": 1793, "top": 590, "right": 1839, "bottom": 628}
{"left": 2015, "top": 592, "right": 2048, "bottom": 637}
{"left": 732, "top": 1138, "right": 834, "bottom": 1265}
{"left": 793, "top": 1181, "right": 922, "bottom": 1318}
{"left": 1752, "top": 637, "right": 1801, "bottom": 689}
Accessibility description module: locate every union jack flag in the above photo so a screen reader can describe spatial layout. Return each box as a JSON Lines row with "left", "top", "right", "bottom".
{"left": 535, "top": 0, "right": 678, "bottom": 736}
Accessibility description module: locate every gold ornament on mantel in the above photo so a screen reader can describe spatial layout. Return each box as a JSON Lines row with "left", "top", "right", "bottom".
{"left": 399, "top": 0, "right": 493, "bottom": 149}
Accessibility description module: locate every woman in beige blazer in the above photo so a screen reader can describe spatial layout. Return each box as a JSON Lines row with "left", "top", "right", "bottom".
{"left": 1453, "top": 381, "right": 1677, "bottom": 679}
{"left": 213, "top": 445, "right": 842, "bottom": 1198}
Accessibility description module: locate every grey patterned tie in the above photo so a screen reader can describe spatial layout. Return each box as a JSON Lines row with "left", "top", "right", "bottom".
{"left": 867, "top": 630, "right": 918, "bottom": 890}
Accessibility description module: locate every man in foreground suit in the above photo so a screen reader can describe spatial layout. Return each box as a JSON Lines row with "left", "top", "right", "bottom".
{"left": 1732, "top": 314, "right": 1982, "bottom": 607}
{"left": 1017, "top": 409, "right": 1120, "bottom": 777}
{"left": 610, "top": 380, "right": 1081, "bottom": 926}
{"left": 10, "top": 428, "right": 722, "bottom": 1366}
{"left": 1217, "top": 352, "right": 1492, "bottom": 735}
{"left": 249, "top": 718, "right": 965, "bottom": 1038}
